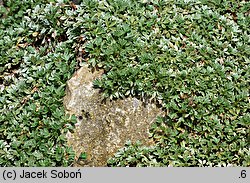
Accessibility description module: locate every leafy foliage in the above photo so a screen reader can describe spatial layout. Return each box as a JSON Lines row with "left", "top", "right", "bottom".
{"left": 64, "top": 0, "right": 248, "bottom": 166}
{"left": 0, "top": 0, "right": 249, "bottom": 166}
{"left": 0, "top": 0, "right": 77, "bottom": 166}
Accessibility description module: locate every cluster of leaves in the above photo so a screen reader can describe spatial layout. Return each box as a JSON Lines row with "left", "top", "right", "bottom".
{"left": 59, "top": 0, "right": 248, "bottom": 166}
{"left": 0, "top": 0, "right": 249, "bottom": 166}
{"left": 108, "top": 114, "right": 249, "bottom": 166}
{"left": 0, "top": 0, "right": 78, "bottom": 166}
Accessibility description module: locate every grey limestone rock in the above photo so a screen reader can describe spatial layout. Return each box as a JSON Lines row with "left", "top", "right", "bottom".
{"left": 63, "top": 64, "right": 164, "bottom": 166}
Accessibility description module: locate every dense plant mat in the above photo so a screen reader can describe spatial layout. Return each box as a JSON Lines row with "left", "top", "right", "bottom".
{"left": 0, "top": 0, "right": 77, "bottom": 166}
{"left": 0, "top": 0, "right": 249, "bottom": 166}
{"left": 75, "top": 0, "right": 249, "bottom": 166}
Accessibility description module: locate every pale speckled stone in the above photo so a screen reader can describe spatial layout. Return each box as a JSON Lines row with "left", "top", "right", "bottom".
{"left": 64, "top": 64, "right": 164, "bottom": 166}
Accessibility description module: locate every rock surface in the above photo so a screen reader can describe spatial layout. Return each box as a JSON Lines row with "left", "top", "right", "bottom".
{"left": 63, "top": 64, "right": 164, "bottom": 166}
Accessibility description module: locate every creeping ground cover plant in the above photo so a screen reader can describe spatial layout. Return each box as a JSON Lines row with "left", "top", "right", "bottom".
{"left": 0, "top": 0, "right": 249, "bottom": 166}
{"left": 65, "top": 0, "right": 249, "bottom": 166}
{"left": 0, "top": 0, "right": 77, "bottom": 166}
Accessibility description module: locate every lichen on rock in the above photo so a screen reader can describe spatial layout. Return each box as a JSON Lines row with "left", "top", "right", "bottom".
{"left": 64, "top": 64, "right": 164, "bottom": 166}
